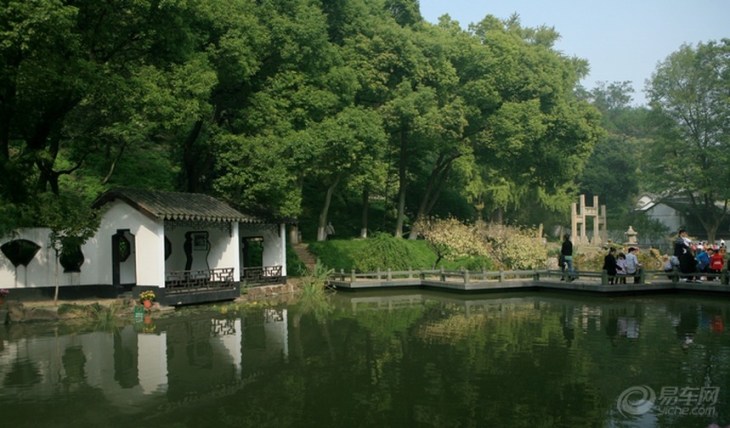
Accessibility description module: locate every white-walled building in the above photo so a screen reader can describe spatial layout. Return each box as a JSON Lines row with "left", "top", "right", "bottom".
{"left": 0, "top": 188, "right": 288, "bottom": 305}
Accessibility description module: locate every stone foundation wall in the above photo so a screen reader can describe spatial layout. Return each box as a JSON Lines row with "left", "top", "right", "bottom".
{"left": 242, "top": 283, "right": 298, "bottom": 300}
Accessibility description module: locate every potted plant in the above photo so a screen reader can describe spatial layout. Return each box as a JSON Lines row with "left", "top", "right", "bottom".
{"left": 139, "top": 290, "right": 156, "bottom": 309}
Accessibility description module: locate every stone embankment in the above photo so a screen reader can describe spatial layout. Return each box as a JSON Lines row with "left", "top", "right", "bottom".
{"left": 1, "top": 281, "right": 301, "bottom": 324}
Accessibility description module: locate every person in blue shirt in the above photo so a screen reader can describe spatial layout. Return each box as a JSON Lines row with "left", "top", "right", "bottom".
{"left": 695, "top": 245, "right": 709, "bottom": 279}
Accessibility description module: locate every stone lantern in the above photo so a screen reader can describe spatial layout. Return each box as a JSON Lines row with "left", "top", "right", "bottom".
{"left": 625, "top": 226, "right": 638, "bottom": 245}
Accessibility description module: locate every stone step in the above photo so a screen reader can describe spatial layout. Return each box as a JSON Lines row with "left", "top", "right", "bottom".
{"left": 292, "top": 243, "right": 317, "bottom": 269}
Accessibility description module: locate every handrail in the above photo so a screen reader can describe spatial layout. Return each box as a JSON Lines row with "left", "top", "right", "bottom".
{"left": 241, "top": 265, "right": 284, "bottom": 285}
{"left": 330, "top": 267, "right": 730, "bottom": 286}
{"left": 166, "top": 267, "right": 235, "bottom": 290}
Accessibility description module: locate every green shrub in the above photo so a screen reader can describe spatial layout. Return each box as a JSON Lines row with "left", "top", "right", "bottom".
{"left": 286, "top": 244, "right": 308, "bottom": 277}
{"left": 352, "top": 233, "right": 417, "bottom": 272}
{"left": 308, "top": 234, "right": 494, "bottom": 272}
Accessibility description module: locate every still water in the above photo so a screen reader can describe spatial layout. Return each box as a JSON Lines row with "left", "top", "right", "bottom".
{"left": 1, "top": 291, "right": 728, "bottom": 428}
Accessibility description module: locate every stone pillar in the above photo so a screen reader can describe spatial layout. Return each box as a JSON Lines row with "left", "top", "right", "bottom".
{"left": 579, "top": 194, "right": 587, "bottom": 243}
{"left": 570, "top": 194, "right": 608, "bottom": 245}
{"left": 570, "top": 202, "right": 578, "bottom": 241}
{"left": 592, "top": 196, "right": 600, "bottom": 244}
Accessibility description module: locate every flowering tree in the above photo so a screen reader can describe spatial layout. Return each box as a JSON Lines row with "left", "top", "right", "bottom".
{"left": 415, "top": 217, "right": 488, "bottom": 266}
{"left": 476, "top": 223, "right": 548, "bottom": 270}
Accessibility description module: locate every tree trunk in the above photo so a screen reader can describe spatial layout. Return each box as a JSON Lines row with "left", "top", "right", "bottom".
{"left": 181, "top": 119, "right": 205, "bottom": 193}
{"left": 691, "top": 195, "right": 727, "bottom": 244}
{"left": 407, "top": 153, "right": 456, "bottom": 240}
{"left": 360, "top": 186, "right": 369, "bottom": 238}
{"left": 492, "top": 207, "right": 504, "bottom": 224}
{"left": 317, "top": 175, "right": 341, "bottom": 241}
{"left": 394, "top": 129, "right": 408, "bottom": 238}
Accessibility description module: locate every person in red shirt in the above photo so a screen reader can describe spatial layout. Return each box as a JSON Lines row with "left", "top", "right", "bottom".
{"left": 709, "top": 247, "right": 724, "bottom": 280}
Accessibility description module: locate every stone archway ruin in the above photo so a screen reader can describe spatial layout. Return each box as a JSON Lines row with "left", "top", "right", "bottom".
{"left": 571, "top": 195, "right": 607, "bottom": 245}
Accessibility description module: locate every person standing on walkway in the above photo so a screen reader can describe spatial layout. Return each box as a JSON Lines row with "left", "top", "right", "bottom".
{"left": 561, "top": 234, "right": 575, "bottom": 281}
{"left": 674, "top": 228, "right": 697, "bottom": 282}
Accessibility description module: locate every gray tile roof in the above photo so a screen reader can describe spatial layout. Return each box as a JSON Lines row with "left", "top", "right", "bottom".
{"left": 94, "top": 188, "right": 267, "bottom": 224}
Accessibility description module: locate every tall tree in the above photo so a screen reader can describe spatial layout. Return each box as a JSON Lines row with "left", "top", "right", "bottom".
{"left": 0, "top": 0, "right": 221, "bottom": 233}
{"left": 468, "top": 15, "right": 602, "bottom": 224}
{"left": 644, "top": 39, "right": 730, "bottom": 241}
{"left": 579, "top": 82, "right": 647, "bottom": 215}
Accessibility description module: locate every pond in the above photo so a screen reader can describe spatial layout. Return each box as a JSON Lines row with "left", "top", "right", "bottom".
{"left": 1, "top": 290, "right": 729, "bottom": 428}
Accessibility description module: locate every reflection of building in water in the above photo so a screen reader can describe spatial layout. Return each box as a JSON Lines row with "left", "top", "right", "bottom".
{"left": 580, "top": 305, "right": 602, "bottom": 332}
{"left": 617, "top": 317, "right": 640, "bottom": 339}
{"left": 210, "top": 318, "right": 243, "bottom": 376}
{"left": 0, "top": 310, "right": 291, "bottom": 410}
{"left": 138, "top": 331, "right": 168, "bottom": 394}
{"left": 0, "top": 326, "right": 167, "bottom": 408}
{"left": 242, "top": 308, "right": 289, "bottom": 372}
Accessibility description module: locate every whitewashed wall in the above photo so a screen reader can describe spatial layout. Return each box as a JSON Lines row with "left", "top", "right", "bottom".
{"left": 1, "top": 200, "right": 271, "bottom": 291}
{"left": 1, "top": 227, "right": 55, "bottom": 288}
{"left": 100, "top": 201, "right": 164, "bottom": 288}
{"left": 647, "top": 203, "right": 683, "bottom": 233}
{"left": 164, "top": 225, "right": 240, "bottom": 279}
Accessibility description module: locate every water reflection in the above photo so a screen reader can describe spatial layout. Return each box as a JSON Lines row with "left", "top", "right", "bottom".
{"left": 0, "top": 292, "right": 728, "bottom": 428}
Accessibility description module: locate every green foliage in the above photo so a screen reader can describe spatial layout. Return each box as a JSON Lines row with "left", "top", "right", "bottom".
{"left": 309, "top": 235, "right": 432, "bottom": 272}
{"left": 579, "top": 81, "right": 650, "bottom": 214}
{"left": 643, "top": 40, "right": 730, "bottom": 241}
{"left": 298, "top": 262, "right": 334, "bottom": 322}
{"left": 1, "top": 0, "right": 605, "bottom": 246}
{"left": 308, "top": 235, "right": 493, "bottom": 272}
{"left": 352, "top": 233, "right": 416, "bottom": 272}
{"left": 286, "top": 244, "right": 308, "bottom": 277}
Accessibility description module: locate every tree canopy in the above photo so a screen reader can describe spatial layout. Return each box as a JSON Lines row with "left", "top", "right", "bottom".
{"left": 643, "top": 39, "right": 730, "bottom": 241}
{"left": 2, "top": 1, "right": 609, "bottom": 241}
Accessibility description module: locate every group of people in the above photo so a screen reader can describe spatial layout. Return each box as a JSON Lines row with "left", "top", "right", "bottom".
{"left": 562, "top": 234, "right": 642, "bottom": 284}
{"left": 564, "top": 229, "right": 728, "bottom": 285}
{"left": 666, "top": 228, "right": 727, "bottom": 283}
{"left": 602, "top": 246, "right": 642, "bottom": 284}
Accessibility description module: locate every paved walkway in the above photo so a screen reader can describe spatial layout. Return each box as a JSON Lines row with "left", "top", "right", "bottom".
{"left": 329, "top": 272, "right": 730, "bottom": 295}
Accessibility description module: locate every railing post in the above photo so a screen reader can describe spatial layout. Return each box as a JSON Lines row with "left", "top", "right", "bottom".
{"left": 639, "top": 269, "right": 646, "bottom": 284}
{"left": 533, "top": 269, "right": 539, "bottom": 281}
{"left": 440, "top": 267, "right": 445, "bottom": 282}
{"left": 408, "top": 267, "right": 413, "bottom": 279}
{"left": 387, "top": 269, "right": 392, "bottom": 281}
{"left": 463, "top": 269, "right": 469, "bottom": 284}
{"left": 377, "top": 268, "right": 381, "bottom": 280}
{"left": 499, "top": 270, "right": 504, "bottom": 282}
{"left": 601, "top": 270, "right": 608, "bottom": 285}
{"left": 351, "top": 269, "right": 356, "bottom": 282}
{"left": 722, "top": 269, "right": 729, "bottom": 286}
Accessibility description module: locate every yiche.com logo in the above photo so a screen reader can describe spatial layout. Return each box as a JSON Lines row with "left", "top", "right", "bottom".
{"left": 617, "top": 385, "right": 656, "bottom": 417}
